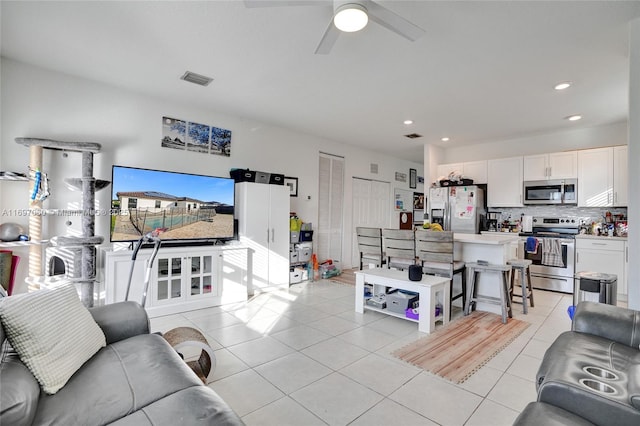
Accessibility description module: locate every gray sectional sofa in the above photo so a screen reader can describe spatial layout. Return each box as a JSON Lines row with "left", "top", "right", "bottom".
{"left": 514, "top": 301, "right": 640, "bottom": 425}
{"left": 1, "top": 301, "right": 244, "bottom": 426}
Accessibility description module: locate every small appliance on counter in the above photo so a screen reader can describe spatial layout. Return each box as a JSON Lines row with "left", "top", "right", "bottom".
{"left": 486, "top": 211, "right": 501, "bottom": 232}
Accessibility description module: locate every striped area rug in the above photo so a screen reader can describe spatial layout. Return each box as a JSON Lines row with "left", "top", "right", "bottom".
{"left": 392, "top": 311, "right": 529, "bottom": 384}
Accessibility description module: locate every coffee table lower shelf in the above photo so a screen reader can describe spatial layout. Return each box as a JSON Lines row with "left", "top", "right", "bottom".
{"left": 355, "top": 268, "right": 450, "bottom": 334}
{"left": 363, "top": 304, "right": 444, "bottom": 325}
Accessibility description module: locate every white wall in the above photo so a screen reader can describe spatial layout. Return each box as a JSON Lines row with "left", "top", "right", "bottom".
{"left": 0, "top": 59, "right": 423, "bottom": 292}
{"left": 441, "top": 121, "right": 627, "bottom": 163}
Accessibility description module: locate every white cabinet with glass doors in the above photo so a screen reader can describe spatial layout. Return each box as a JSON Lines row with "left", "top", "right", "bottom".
{"left": 100, "top": 245, "right": 249, "bottom": 318}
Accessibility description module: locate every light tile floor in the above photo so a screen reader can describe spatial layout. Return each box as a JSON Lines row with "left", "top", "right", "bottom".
{"left": 150, "top": 279, "right": 580, "bottom": 426}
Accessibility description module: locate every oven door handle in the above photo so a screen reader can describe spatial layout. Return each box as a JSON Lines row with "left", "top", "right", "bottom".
{"left": 524, "top": 239, "right": 574, "bottom": 245}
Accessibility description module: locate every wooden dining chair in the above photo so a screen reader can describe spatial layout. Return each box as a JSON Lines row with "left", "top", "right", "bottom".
{"left": 382, "top": 229, "right": 416, "bottom": 271}
{"left": 355, "top": 227, "right": 385, "bottom": 270}
{"left": 414, "top": 229, "right": 466, "bottom": 319}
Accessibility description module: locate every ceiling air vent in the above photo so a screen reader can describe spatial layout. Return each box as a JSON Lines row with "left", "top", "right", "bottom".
{"left": 180, "top": 71, "right": 213, "bottom": 86}
{"left": 404, "top": 133, "right": 423, "bottom": 139}
{"left": 370, "top": 163, "right": 379, "bottom": 174}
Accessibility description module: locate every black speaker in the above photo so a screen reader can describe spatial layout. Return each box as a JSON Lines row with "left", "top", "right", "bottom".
{"left": 408, "top": 264, "right": 422, "bottom": 281}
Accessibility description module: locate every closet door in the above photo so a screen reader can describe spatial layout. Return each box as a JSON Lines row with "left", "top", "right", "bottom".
{"left": 351, "top": 177, "right": 389, "bottom": 265}
{"left": 317, "top": 153, "right": 344, "bottom": 263}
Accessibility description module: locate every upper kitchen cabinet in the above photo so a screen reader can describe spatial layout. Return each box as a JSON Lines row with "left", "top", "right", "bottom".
{"left": 613, "top": 145, "right": 628, "bottom": 206}
{"left": 436, "top": 161, "right": 487, "bottom": 184}
{"left": 436, "top": 163, "right": 463, "bottom": 180}
{"left": 523, "top": 151, "right": 577, "bottom": 181}
{"left": 577, "top": 146, "right": 627, "bottom": 207}
{"left": 462, "top": 160, "right": 488, "bottom": 184}
{"left": 578, "top": 147, "right": 613, "bottom": 207}
{"left": 487, "top": 156, "right": 523, "bottom": 207}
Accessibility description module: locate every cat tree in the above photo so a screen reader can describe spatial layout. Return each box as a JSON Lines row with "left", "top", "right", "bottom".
{"left": 16, "top": 137, "right": 106, "bottom": 307}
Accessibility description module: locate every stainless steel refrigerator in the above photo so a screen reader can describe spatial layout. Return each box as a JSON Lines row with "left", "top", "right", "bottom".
{"left": 428, "top": 186, "right": 485, "bottom": 234}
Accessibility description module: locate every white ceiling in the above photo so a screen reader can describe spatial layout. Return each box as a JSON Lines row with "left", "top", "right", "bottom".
{"left": 2, "top": 1, "right": 640, "bottom": 162}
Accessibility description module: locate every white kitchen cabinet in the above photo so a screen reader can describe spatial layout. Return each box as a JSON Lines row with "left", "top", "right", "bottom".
{"left": 523, "top": 154, "right": 548, "bottom": 181}
{"left": 613, "top": 145, "right": 628, "bottom": 206}
{"left": 436, "top": 161, "right": 487, "bottom": 184}
{"left": 578, "top": 147, "right": 613, "bottom": 207}
{"left": 99, "top": 245, "right": 249, "bottom": 317}
{"left": 235, "top": 182, "right": 290, "bottom": 292}
{"left": 523, "top": 151, "right": 577, "bottom": 181}
{"left": 487, "top": 156, "right": 523, "bottom": 207}
{"left": 436, "top": 163, "right": 463, "bottom": 180}
{"left": 462, "top": 160, "right": 488, "bottom": 184}
{"left": 575, "top": 238, "right": 626, "bottom": 301}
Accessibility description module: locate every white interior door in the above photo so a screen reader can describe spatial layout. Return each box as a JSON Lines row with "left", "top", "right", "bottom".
{"left": 317, "top": 153, "right": 344, "bottom": 263}
{"left": 351, "top": 178, "right": 390, "bottom": 266}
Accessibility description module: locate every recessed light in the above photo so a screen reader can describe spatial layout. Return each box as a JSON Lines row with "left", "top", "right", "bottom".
{"left": 566, "top": 115, "right": 582, "bottom": 121}
{"left": 403, "top": 120, "right": 413, "bottom": 125}
{"left": 554, "top": 81, "right": 572, "bottom": 90}
{"left": 441, "top": 137, "right": 450, "bottom": 142}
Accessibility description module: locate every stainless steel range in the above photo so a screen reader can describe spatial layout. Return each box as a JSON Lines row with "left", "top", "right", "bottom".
{"left": 520, "top": 216, "right": 579, "bottom": 294}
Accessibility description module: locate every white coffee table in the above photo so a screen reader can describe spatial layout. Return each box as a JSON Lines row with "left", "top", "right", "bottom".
{"left": 355, "top": 268, "right": 450, "bottom": 333}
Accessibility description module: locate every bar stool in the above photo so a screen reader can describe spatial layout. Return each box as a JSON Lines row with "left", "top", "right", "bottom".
{"left": 507, "top": 259, "right": 534, "bottom": 314}
{"left": 464, "top": 262, "right": 513, "bottom": 324}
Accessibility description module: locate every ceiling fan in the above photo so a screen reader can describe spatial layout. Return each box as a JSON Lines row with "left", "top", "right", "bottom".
{"left": 244, "top": 0, "right": 425, "bottom": 54}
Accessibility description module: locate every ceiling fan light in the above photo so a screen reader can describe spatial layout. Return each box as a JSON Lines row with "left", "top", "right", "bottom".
{"left": 334, "top": 4, "right": 368, "bottom": 32}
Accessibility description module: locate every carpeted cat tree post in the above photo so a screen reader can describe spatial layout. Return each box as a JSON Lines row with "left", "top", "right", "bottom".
{"left": 16, "top": 138, "right": 106, "bottom": 307}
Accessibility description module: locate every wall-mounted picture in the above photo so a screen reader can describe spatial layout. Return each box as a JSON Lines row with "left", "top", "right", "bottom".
{"left": 410, "top": 168, "right": 417, "bottom": 189}
{"left": 187, "top": 121, "right": 210, "bottom": 153}
{"left": 161, "top": 116, "right": 232, "bottom": 157}
{"left": 395, "top": 172, "right": 407, "bottom": 183}
{"left": 210, "top": 126, "right": 232, "bottom": 157}
{"left": 161, "top": 117, "right": 186, "bottom": 149}
{"left": 284, "top": 176, "right": 298, "bottom": 197}
{"left": 413, "top": 192, "right": 424, "bottom": 210}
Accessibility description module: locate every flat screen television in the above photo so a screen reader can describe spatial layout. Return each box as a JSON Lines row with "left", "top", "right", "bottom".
{"left": 110, "top": 165, "right": 235, "bottom": 243}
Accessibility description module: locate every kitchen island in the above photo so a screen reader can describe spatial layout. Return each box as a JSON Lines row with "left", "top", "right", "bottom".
{"left": 453, "top": 233, "right": 520, "bottom": 314}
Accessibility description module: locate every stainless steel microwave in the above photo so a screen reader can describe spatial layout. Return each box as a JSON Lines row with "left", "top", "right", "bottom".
{"left": 523, "top": 179, "right": 577, "bottom": 205}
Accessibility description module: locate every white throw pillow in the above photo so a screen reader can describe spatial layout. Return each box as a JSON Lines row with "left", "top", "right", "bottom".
{"left": 0, "top": 284, "right": 106, "bottom": 394}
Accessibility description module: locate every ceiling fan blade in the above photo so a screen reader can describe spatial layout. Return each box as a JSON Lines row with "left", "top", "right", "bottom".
{"left": 364, "top": 0, "right": 425, "bottom": 41}
{"left": 314, "top": 20, "right": 341, "bottom": 54}
{"left": 243, "top": 0, "right": 328, "bottom": 7}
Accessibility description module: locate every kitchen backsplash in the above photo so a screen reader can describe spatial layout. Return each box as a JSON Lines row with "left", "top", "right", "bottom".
{"left": 494, "top": 206, "right": 627, "bottom": 226}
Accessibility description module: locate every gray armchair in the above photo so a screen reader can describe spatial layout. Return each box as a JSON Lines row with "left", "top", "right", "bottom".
{"left": 515, "top": 302, "right": 640, "bottom": 426}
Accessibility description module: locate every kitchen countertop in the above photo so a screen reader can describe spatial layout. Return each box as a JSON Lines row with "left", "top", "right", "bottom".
{"left": 575, "top": 234, "right": 627, "bottom": 241}
{"left": 454, "top": 233, "right": 521, "bottom": 245}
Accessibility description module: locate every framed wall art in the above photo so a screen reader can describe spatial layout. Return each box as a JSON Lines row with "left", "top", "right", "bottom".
{"left": 162, "top": 116, "right": 232, "bottom": 157}
{"left": 284, "top": 176, "right": 298, "bottom": 197}
{"left": 409, "top": 168, "right": 417, "bottom": 189}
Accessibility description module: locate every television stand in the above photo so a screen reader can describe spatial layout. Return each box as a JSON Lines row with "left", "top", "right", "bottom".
{"left": 98, "top": 244, "right": 251, "bottom": 317}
